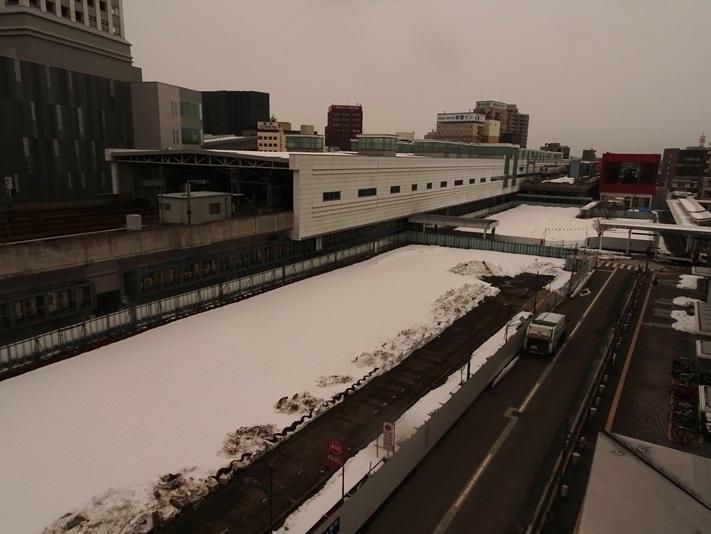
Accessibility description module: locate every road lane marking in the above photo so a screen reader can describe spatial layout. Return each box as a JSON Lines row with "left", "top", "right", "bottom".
{"left": 433, "top": 269, "right": 618, "bottom": 533}
{"left": 606, "top": 274, "right": 653, "bottom": 431}
{"left": 435, "top": 412, "right": 520, "bottom": 534}
{"left": 518, "top": 269, "right": 617, "bottom": 414}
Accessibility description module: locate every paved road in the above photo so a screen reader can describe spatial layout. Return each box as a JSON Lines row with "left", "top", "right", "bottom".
{"left": 363, "top": 268, "right": 635, "bottom": 534}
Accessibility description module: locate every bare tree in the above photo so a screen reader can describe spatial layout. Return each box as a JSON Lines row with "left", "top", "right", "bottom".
{"left": 592, "top": 217, "right": 605, "bottom": 239}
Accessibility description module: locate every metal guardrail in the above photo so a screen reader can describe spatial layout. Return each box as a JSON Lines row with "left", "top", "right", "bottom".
{"left": 403, "top": 230, "right": 576, "bottom": 259}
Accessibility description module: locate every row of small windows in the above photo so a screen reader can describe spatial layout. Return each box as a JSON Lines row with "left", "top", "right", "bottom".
{"left": 322, "top": 177, "right": 505, "bottom": 202}
{"left": 7, "top": 0, "right": 122, "bottom": 35}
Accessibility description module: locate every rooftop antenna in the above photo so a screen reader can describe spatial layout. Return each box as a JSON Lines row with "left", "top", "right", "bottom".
{"left": 700, "top": 132, "right": 707, "bottom": 147}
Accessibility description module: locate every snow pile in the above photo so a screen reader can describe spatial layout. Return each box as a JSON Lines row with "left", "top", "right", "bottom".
{"left": 316, "top": 375, "right": 353, "bottom": 388}
{"left": 1, "top": 246, "right": 568, "bottom": 534}
{"left": 276, "top": 313, "right": 530, "bottom": 533}
{"left": 275, "top": 393, "right": 325, "bottom": 416}
{"left": 671, "top": 310, "right": 697, "bottom": 333}
{"left": 352, "top": 281, "right": 495, "bottom": 369}
{"left": 543, "top": 177, "right": 575, "bottom": 184}
{"left": 677, "top": 275, "right": 703, "bottom": 290}
{"left": 672, "top": 296, "right": 699, "bottom": 307}
{"left": 221, "top": 425, "right": 278, "bottom": 458}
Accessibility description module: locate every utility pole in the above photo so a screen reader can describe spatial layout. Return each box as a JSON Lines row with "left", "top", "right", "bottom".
{"left": 269, "top": 463, "right": 274, "bottom": 534}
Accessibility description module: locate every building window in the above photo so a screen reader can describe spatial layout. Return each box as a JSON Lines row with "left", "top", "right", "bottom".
{"left": 427, "top": 183, "right": 432, "bottom": 190}
{"left": 454, "top": 180, "right": 463, "bottom": 186}
{"left": 469, "top": 178, "right": 476, "bottom": 184}
{"left": 440, "top": 181, "right": 447, "bottom": 188}
{"left": 323, "top": 191, "right": 341, "bottom": 202}
{"left": 390, "top": 185, "right": 401, "bottom": 194}
{"left": 209, "top": 203, "right": 222, "bottom": 215}
{"left": 411, "top": 184, "right": 418, "bottom": 191}
{"left": 480, "top": 178, "right": 486, "bottom": 183}
{"left": 358, "top": 188, "right": 377, "bottom": 198}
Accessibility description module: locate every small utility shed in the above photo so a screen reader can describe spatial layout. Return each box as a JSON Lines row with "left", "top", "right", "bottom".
{"left": 158, "top": 191, "right": 232, "bottom": 225}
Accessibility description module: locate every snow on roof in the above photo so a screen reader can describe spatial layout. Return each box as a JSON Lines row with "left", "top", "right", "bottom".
{"left": 580, "top": 200, "right": 601, "bottom": 211}
{"left": 542, "top": 177, "right": 575, "bottom": 184}
{"left": 680, "top": 198, "right": 706, "bottom": 213}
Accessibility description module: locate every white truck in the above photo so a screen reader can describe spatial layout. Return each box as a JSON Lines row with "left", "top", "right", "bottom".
{"left": 524, "top": 312, "right": 568, "bottom": 355}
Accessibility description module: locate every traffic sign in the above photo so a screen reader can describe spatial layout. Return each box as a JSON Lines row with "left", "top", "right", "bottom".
{"left": 328, "top": 439, "right": 344, "bottom": 456}
{"left": 326, "top": 439, "right": 345, "bottom": 469}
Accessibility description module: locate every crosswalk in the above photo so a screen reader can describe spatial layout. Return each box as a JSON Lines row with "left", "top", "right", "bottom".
{"left": 597, "top": 260, "right": 642, "bottom": 271}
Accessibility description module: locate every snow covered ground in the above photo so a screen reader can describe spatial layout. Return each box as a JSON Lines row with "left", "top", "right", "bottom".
{"left": 457, "top": 204, "right": 658, "bottom": 249}
{"left": 459, "top": 204, "right": 596, "bottom": 246}
{"left": 0, "top": 246, "right": 569, "bottom": 534}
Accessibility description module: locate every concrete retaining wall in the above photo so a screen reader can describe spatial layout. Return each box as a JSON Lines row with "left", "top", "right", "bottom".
{"left": 0, "top": 212, "right": 293, "bottom": 280}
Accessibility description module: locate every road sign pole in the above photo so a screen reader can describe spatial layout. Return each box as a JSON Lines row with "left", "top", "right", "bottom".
{"left": 341, "top": 464, "right": 345, "bottom": 502}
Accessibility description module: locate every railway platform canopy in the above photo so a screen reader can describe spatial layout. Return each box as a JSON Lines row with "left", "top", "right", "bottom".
{"left": 408, "top": 214, "right": 499, "bottom": 239}
{"left": 600, "top": 220, "right": 711, "bottom": 238}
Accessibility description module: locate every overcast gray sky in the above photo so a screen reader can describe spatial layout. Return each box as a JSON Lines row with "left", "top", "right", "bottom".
{"left": 125, "top": 0, "right": 711, "bottom": 156}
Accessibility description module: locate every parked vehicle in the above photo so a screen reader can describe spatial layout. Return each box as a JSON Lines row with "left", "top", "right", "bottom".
{"left": 524, "top": 312, "right": 568, "bottom": 355}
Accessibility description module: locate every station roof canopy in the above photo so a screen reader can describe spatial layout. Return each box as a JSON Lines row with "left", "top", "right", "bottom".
{"left": 600, "top": 220, "right": 711, "bottom": 238}
{"left": 108, "top": 149, "right": 292, "bottom": 168}
{"left": 408, "top": 214, "right": 499, "bottom": 230}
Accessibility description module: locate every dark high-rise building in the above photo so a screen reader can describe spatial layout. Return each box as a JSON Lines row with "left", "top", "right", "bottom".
{"left": 582, "top": 148, "right": 598, "bottom": 161}
{"left": 662, "top": 146, "right": 711, "bottom": 198}
{"left": 202, "top": 91, "right": 270, "bottom": 136}
{"left": 474, "top": 100, "right": 530, "bottom": 148}
{"left": 0, "top": 0, "right": 141, "bottom": 200}
{"left": 325, "top": 104, "right": 363, "bottom": 151}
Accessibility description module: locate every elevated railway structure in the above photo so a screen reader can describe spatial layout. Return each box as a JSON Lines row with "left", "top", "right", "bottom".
{"left": 1, "top": 144, "right": 563, "bottom": 353}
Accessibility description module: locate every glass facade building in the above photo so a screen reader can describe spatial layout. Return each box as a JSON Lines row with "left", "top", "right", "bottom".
{"left": 0, "top": 55, "right": 133, "bottom": 199}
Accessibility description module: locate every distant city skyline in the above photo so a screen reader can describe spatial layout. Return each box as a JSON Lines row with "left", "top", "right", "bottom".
{"left": 124, "top": 0, "right": 711, "bottom": 157}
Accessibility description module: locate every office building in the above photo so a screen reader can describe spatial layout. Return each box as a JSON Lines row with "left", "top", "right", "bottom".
{"left": 662, "top": 146, "right": 711, "bottom": 198}
{"left": 130, "top": 82, "right": 202, "bottom": 150}
{"left": 0, "top": 0, "right": 141, "bottom": 200}
{"left": 582, "top": 148, "right": 598, "bottom": 161}
{"left": 541, "top": 142, "right": 571, "bottom": 159}
{"left": 424, "top": 112, "right": 498, "bottom": 144}
{"left": 325, "top": 104, "right": 362, "bottom": 151}
{"left": 474, "top": 100, "right": 530, "bottom": 148}
{"left": 202, "top": 91, "right": 270, "bottom": 136}
{"left": 257, "top": 121, "right": 289, "bottom": 152}
{"left": 599, "top": 153, "right": 660, "bottom": 208}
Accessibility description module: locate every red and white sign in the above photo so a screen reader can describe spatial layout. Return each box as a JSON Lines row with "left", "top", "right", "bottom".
{"left": 326, "top": 439, "right": 344, "bottom": 468}
{"left": 328, "top": 439, "right": 344, "bottom": 457}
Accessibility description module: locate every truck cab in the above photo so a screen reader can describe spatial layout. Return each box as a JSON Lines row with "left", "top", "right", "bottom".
{"left": 524, "top": 312, "right": 568, "bottom": 355}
